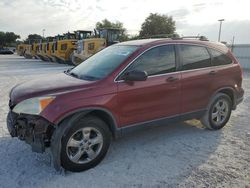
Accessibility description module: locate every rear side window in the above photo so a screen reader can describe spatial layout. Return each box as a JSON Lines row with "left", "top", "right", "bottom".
{"left": 180, "top": 45, "right": 211, "bottom": 70}
{"left": 126, "top": 45, "right": 176, "bottom": 76}
{"left": 209, "top": 48, "right": 233, "bottom": 66}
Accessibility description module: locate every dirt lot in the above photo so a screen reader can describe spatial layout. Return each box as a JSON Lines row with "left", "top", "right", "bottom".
{"left": 0, "top": 55, "right": 249, "bottom": 188}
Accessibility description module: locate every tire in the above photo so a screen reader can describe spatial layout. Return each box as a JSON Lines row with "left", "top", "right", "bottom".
{"left": 201, "top": 93, "right": 232, "bottom": 130}
{"left": 60, "top": 115, "right": 111, "bottom": 172}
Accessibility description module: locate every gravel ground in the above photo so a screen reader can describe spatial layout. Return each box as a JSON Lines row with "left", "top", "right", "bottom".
{"left": 0, "top": 55, "right": 249, "bottom": 188}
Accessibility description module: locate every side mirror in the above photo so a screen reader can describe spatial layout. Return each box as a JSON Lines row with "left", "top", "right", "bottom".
{"left": 123, "top": 70, "right": 148, "bottom": 81}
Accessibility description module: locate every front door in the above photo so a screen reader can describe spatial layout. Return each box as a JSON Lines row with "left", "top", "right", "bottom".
{"left": 116, "top": 44, "right": 181, "bottom": 127}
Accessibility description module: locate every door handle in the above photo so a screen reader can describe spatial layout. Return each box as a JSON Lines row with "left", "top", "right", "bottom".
{"left": 166, "top": 76, "right": 179, "bottom": 82}
{"left": 209, "top": 71, "right": 217, "bottom": 75}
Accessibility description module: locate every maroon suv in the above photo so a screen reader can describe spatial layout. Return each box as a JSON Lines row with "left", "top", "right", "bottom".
{"left": 7, "top": 38, "right": 244, "bottom": 172}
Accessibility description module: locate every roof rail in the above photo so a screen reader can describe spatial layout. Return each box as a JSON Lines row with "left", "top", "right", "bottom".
{"left": 140, "top": 34, "right": 208, "bottom": 41}
{"left": 180, "top": 36, "right": 209, "bottom": 41}
{"left": 145, "top": 34, "right": 180, "bottom": 39}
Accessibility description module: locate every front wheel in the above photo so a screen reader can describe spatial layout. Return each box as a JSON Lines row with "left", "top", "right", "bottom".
{"left": 201, "top": 93, "right": 232, "bottom": 130}
{"left": 60, "top": 116, "right": 111, "bottom": 172}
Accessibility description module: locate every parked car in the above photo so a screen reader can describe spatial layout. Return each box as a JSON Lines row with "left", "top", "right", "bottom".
{"left": 7, "top": 38, "right": 244, "bottom": 172}
{"left": 0, "top": 48, "right": 14, "bottom": 54}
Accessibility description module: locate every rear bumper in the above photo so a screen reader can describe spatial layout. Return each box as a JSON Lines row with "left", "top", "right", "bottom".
{"left": 233, "top": 88, "right": 244, "bottom": 110}
{"left": 236, "top": 96, "right": 243, "bottom": 105}
{"left": 7, "top": 111, "right": 54, "bottom": 153}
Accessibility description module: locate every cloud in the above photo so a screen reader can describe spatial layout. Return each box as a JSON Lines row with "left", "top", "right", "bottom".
{"left": 193, "top": 3, "right": 207, "bottom": 12}
{"left": 167, "top": 8, "right": 190, "bottom": 20}
{"left": 177, "top": 20, "right": 250, "bottom": 44}
{"left": 95, "top": 5, "right": 106, "bottom": 12}
{"left": 121, "top": 6, "right": 128, "bottom": 10}
{"left": 1, "top": 0, "right": 250, "bottom": 44}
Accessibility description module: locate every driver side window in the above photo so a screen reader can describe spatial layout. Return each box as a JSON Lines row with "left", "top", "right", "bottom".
{"left": 125, "top": 45, "right": 176, "bottom": 76}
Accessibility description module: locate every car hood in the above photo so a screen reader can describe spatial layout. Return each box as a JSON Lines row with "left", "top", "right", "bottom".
{"left": 10, "top": 73, "right": 94, "bottom": 105}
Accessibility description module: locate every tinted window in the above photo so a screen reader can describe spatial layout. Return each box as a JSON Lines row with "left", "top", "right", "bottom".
{"left": 125, "top": 45, "right": 176, "bottom": 76}
{"left": 209, "top": 48, "right": 232, "bottom": 66}
{"left": 180, "top": 45, "right": 211, "bottom": 70}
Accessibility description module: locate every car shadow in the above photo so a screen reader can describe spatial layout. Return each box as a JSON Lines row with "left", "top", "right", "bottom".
{"left": 0, "top": 120, "right": 223, "bottom": 187}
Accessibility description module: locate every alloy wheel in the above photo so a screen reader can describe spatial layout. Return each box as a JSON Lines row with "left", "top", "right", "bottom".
{"left": 66, "top": 127, "right": 103, "bottom": 164}
{"left": 211, "top": 99, "right": 229, "bottom": 126}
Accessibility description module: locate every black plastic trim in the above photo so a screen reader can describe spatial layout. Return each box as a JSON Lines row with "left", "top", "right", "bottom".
{"left": 55, "top": 107, "right": 120, "bottom": 138}
{"left": 118, "top": 109, "right": 206, "bottom": 136}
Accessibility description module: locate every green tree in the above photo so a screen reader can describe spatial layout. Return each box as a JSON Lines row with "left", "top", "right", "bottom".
{"left": 0, "top": 31, "right": 20, "bottom": 47}
{"left": 128, "top": 34, "right": 140, "bottom": 40}
{"left": 139, "top": 13, "right": 176, "bottom": 37}
{"left": 24, "top": 34, "right": 43, "bottom": 44}
{"left": 96, "top": 19, "right": 124, "bottom": 30}
{"left": 96, "top": 19, "right": 128, "bottom": 41}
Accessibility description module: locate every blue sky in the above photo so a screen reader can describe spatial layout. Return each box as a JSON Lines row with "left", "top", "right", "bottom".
{"left": 1, "top": 0, "right": 250, "bottom": 44}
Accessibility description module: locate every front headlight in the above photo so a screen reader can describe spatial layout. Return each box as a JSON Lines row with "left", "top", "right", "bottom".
{"left": 12, "top": 96, "right": 55, "bottom": 115}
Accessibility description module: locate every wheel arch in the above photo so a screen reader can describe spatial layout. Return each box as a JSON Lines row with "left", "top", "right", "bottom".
{"left": 55, "top": 107, "right": 120, "bottom": 138}
{"left": 211, "top": 87, "right": 236, "bottom": 109}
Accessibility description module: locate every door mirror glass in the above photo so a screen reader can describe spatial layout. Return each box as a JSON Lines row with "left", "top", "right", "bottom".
{"left": 123, "top": 70, "right": 148, "bottom": 81}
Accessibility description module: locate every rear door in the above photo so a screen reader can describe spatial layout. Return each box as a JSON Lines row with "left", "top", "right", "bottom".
{"left": 178, "top": 44, "right": 214, "bottom": 114}
{"left": 116, "top": 44, "right": 181, "bottom": 126}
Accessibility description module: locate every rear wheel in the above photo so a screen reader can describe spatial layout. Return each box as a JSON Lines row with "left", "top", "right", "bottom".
{"left": 60, "top": 116, "right": 111, "bottom": 172}
{"left": 201, "top": 93, "right": 232, "bottom": 130}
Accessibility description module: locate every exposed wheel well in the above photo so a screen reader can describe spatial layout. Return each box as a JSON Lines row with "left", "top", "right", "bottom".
{"left": 217, "top": 88, "right": 235, "bottom": 105}
{"left": 88, "top": 110, "right": 117, "bottom": 138}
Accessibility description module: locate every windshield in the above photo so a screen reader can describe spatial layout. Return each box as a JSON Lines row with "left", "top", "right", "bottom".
{"left": 69, "top": 45, "right": 138, "bottom": 80}
{"left": 79, "top": 32, "right": 91, "bottom": 40}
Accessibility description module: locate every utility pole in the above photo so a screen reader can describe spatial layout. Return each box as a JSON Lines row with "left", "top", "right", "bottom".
{"left": 218, "top": 19, "right": 225, "bottom": 42}
{"left": 231, "top": 36, "right": 235, "bottom": 52}
{"left": 42, "top": 29, "right": 45, "bottom": 38}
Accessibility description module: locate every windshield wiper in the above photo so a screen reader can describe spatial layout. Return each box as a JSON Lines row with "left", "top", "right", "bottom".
{"left": 64, "top": 67, "right": 73, "bottom": 73}
{"left": 80, "top": 75, "right": 99, "bottom": 81}
{"left": 64, "top": 70, "right": 79, "bottom": 78}
{"left": 65, "top": 70, "right": 99, "bottom": 81}
{"left": 69, "top": 72, "right": 79, "bottom": 78}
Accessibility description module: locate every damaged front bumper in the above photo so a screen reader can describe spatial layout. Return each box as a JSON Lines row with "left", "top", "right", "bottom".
{"left": 7, "top": 111, "right": 54, "bottom": 153}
